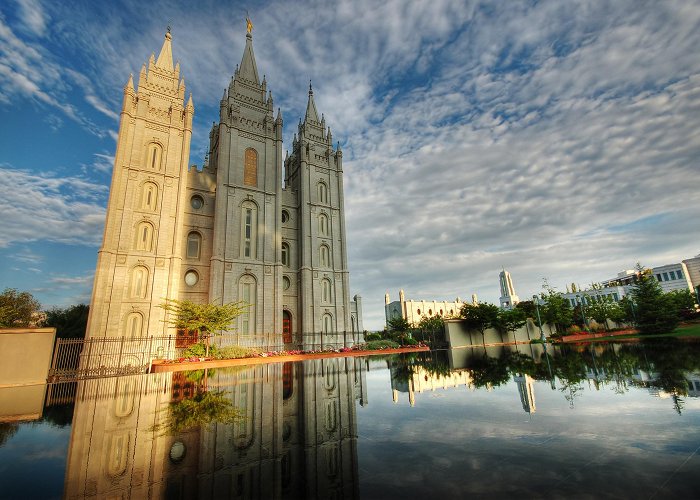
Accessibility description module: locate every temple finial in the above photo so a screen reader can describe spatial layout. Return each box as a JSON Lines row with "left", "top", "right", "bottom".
{"left": 246, "top": 12, "right": 253, "bottom": 34}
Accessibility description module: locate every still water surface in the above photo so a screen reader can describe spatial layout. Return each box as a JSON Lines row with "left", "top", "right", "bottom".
{"left": 1, "top": 340, "right": 700, "bottom": 499}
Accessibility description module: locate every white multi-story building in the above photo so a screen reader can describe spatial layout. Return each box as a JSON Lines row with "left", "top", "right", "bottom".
{"left": 385, "top": 290, "right": 466, "bottom": 327}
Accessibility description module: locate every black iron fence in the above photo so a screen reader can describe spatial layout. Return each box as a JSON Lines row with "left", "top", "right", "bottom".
{"left": 49, "top": 331, "right": 366, "bottom": 381}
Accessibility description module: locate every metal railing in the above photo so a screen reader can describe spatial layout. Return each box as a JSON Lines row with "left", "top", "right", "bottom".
{"left": 48, "top": 331, "right": 367, "bottom": 381}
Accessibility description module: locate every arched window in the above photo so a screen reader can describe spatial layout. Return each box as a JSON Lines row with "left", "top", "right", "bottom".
{"left": 146, "top": 143, "right": 162, "bottom": 170}
{"left": 125, "top": 312, "right": 143, "bottom": 339}
{"left": 244, "top": 148, "right": 257, "bottom": 187}
{"left": 141, "top": 182, "right": 158, "bottom": 211}
{"left": 186, "top": 232, "right": 201, "bottom": 260}
{"left": 320, "top": 245, "right": 330, "bottom": 267}
{"left": 239, "top": 275, "right": 256, "bottom": 334}
{"left": 241, "top": 201, "right": 257, "bottom": 258}
{"left": 322, "top": 313, "right": 333, "bottom": 334}
{"left": 135, "top": 222, "right": 154, "bottom": 252}
{"left": 281, "top": 242, "right": 290, "bottom": 267}
{"left": 319, "top": 213, "right": 329, "bottom": 236}
{"left": 318, "top": 182, "right": 328, "bottom": 204}
{"left": 129, "top": 266, "right": 149, "bottom": 299}
{"left": 322, "top": 279, "right": 332, "bottom": 303}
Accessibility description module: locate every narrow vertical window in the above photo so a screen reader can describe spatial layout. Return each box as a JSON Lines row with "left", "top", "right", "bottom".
{"left": 322, "top": 279, "right": 332, "bottom": 303}
{"left": 147, "top": 143, "right": 162, "bottom": 170}
{"left": 125, "top": 312, "right": 143, "bottom": 338}
{"left": 130, "top": 266, "right": 149, "bottom": 299}
{"left": 141, "top": 182, "right": 158, "bottom": 211}
{"left": 240, "top": 202, "right": 257, "bottom": 259}
{"left": 320, "top": 245, "right": 330, "bottom": 267}
{"left": 318, "top": 182, "right": 328, "bottom": 204}
{"left": 244, "top": 148, "right": 258, "bottom": 187}
{"left": 186, "top": 232, "right": 201, "bottom": 260}
{"left": 135, "top": 222, "right": 154, "bottom": 252}
{"left": 319, "top": 214, "right": 329, "bottom": 236}
{"left": 239, "top": 275, "right": 256, "bottom": 334}
{"left": 322, "top": 313, "right": 332, "bottom": 334}
{"left": 281, "top": 242, "right": 290, "bottom": 267}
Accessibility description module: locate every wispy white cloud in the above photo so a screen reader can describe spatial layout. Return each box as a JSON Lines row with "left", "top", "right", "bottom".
{"left": 1, "top": 0, "right": 699, "bottom": 325}
{"left": 0, "top": 165, "right": 107, "bottom": 248}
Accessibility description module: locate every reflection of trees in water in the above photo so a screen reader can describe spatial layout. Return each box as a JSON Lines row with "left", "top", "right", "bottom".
{"left": 153, "top": 390, "right": 244, "bottom": 435}
{"left": 392, "top": 340, "right": 700, "bottom": 411}
{"left": 0, "top": 423, "right": 19, "bottom": 447}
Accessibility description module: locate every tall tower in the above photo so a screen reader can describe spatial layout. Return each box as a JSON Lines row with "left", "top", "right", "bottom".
{"left": 86, "top": 30, "right": 194, "bottom": 338}
{"left": 284, "top": 84, "right": 351, "bottom": 344}
{"left": 499, "top": 269, "right": 520, "bottom": 310}
{"left": 207, "top": 28, "right": 285, "bottom": 337}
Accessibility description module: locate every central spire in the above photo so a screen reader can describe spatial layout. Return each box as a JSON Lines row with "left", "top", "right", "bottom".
{"left": 238, "top": 17, "right": 260, "bottom": 85}
{"left": 305, "top": 80, "right": 319, "bottom": 123}
{"left": 155, "top": 29, "right": 174, "bottom": 71}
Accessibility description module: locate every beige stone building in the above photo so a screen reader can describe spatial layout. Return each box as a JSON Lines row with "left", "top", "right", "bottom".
{"left": 384, "top": 289, "right": 465, "bottom": 327}
{"left": 85, "top": 26, "right": 362, "bottom": 348}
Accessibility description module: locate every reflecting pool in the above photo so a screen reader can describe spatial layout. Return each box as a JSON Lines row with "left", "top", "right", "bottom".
{"left": 1, "top": 340, "right": 700, "bottom": 499}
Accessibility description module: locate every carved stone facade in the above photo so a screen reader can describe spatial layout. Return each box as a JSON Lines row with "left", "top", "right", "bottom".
{"left": 85, "top": 29, "right": 362, "bottom": 347}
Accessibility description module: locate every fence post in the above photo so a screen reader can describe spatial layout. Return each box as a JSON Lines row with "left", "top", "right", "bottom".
{"left": 49, "top": 338, "right": 61, "bottom": 380}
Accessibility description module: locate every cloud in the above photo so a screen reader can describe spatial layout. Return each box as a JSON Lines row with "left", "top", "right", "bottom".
{"left": 14, "top": 0, "right": 48, "bottom": 37}
{"left": 2, "top": 1, "right": 700, "bottom": 327}
{"left": 0, "top": 165, "right": 107, "bottom": 248}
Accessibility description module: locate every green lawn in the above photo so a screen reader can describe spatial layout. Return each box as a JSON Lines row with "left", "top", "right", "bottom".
{"left": 563, "top": 323, "right": 700, "bottom": 342}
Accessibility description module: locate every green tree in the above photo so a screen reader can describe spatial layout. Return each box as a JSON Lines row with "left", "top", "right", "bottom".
{"left": 0, "top": 288, "right": 41, "bottom": 327}
{"left": 460, "top": 302, "right": 500, "bottom": 343}
{"left": 496, "top": 308, "right": 527, "bottom": 340}
{"left": 618, "top": 296, "right": 637, "bottom": 323}
{"left": 160, "top": 299, "right": 248, "bottom": 355}
{"left": 44, "top": 304, "right": 89, "bottom": 339}
{"left": 515, "top": 300, "right": 536, "bottom": 319}
{"left": 540, "top": 282, "right": 572, "bottom": 335}
{"left": 666, "top": 289, "right": 696, "bottom": 319}
{"left": 584, "top": 293, "right": 621, "bottom": 331}
{"left": 387, "top": 316, "right": 411, "bottom": 332}
{"left": 632, "top": 265, "right": 678, "bottom": 335}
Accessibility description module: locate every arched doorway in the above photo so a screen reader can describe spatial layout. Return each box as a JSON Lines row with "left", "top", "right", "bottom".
{"left": 283, "top": 310, "right": 292, "bottom": 344}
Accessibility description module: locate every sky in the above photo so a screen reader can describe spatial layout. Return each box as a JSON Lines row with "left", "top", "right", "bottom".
{"left": 1, "top": 0, "right": 699, "bottom": 330}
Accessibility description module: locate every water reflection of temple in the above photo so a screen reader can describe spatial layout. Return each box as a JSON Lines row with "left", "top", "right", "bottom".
{"left": 389, "top": 365, "right": 476, "bottom": 407}
{"left": 64, "top": 357, "right": 366, "bottom": 499}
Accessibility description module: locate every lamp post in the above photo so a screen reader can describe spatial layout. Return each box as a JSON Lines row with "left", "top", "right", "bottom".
{"left": 577, "top": 295, "right": 588, "bottom": 333}
{"left": 533, "top": 294, "right": 545, "bottom": 341}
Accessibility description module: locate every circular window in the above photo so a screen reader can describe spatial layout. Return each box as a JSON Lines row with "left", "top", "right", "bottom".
{"left": 283, "top": 276, "right": 291, "bottom": 290}
{"left": 281, "top": 210, "right": 289, "bottom": 223}
{"left": 184, "top": 270, "right": 199, "bottom": 287}
{"left": 169, "top": 441, "right": 186, "bottom": 464}
{"left": 190, "top": 195, "right": 204, "bottom": 210}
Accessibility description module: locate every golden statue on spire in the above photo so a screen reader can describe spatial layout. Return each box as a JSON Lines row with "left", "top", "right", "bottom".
{"left": 246, "top": 13, "right": 253, "bottom": 34}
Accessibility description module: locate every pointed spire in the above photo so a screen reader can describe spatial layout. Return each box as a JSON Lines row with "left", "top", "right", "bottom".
{"left": 125, "top": 74, "right": 134, "bottom": 92}
{"left": 187, "top": 92, "right": 194, "bottom": 109}
{"left": 155, "top": 29, "right": 174, "bottom": 71}
{"left": 305, "top": 80, "right": 319, "bottom": 122}
{"left": 238, "top": 28, "right": 260, "bottom": 84}
{"left": 276, "top": 107, "right": 283, "bottom": 123}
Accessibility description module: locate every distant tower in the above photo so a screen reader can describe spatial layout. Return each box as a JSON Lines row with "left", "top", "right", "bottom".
{"left": 499, "top": 269, "right": 520, "bottom": 310}
{"left": 514, "top": 374, "right": 536, "bottom": 414}
{"left": 471, "top": 293, "right": 478, "bottom": 305}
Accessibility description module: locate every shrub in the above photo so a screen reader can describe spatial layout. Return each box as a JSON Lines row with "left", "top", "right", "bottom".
{"left": 183, "top": 342, "right": 217, "bottom": 358}
{"left": 365, "top": 340, "right": 400, "bottom": 350}
{"left": 365, "top": 332, "right": 382, "bottom": 341}
{"left": 402, "top": 337, "right": 419, "bottom": 346}
{"left": 214, "top": 345, "right": 259, "bottom": 360}
{"left": 567, "top": 325, "right": 582, "bottom": 335}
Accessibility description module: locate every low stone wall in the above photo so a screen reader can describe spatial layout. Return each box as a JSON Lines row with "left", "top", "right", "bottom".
{"left": 444, "top": 318, "right": 548, "bottom": 348}
{"left": 0, "top": 327, "right": 56, "bottom": 387}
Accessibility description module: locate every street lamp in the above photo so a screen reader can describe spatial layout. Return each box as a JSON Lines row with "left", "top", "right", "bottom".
{"left": 577, "top": 295, "right": 588, "bottom": 333}
{"left": 533, "top": 295, "right": 545, "bottom": 341}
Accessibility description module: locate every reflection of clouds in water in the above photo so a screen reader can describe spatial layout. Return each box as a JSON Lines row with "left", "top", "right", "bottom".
{"left": 357, "top": 354, "right": 700, "bottom": 498}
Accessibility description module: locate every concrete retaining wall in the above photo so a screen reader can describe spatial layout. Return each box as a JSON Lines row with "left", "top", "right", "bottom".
{"left": 0, "top": 328, "right": 56, "bottom": 387}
